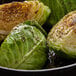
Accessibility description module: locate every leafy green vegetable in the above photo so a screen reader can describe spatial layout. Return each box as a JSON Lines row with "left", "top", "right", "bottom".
{"left": 0, "top": 21, "right": 48, "bottom": 70}
{"left": 27, "top": 0, "right": 76, "bottom": 25}
{"left": 24, "top": 1, "right": 51, "bottom": 26}
{"left": 24, "top": 20, "right": 47, "bottom": 36}
{"left": 47, "top": 11, "right": 76, "bottom": 59}
{"left": 38, "top": 0, "right": 65, "bottom": 25}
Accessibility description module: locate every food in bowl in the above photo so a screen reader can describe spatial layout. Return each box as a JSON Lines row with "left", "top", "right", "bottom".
{"left": 0, "top": 0, "right": 76, "bottom": 70}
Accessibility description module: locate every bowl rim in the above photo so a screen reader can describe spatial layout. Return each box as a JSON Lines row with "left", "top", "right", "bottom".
{"left": 0, "top": 63, "right": 76, "bottom": 72}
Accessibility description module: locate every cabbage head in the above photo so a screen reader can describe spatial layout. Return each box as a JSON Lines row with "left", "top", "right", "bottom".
{"left": 47, "top": 11, "right": 76, "bottom": 59}
{"left": 0, "top": 1, "right": 50, "bottom": 42}
{"left": 0, "top": 21, "right": 48, "bottom": 70}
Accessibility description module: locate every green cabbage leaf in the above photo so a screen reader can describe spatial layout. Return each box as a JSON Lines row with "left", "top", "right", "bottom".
{"left": 0, "top": 21, "right": 48, "bottom": 70}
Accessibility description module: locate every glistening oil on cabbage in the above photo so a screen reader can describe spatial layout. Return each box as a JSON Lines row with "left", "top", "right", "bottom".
{"left": 1, "top": 0, "right": 76, "bottom": 70}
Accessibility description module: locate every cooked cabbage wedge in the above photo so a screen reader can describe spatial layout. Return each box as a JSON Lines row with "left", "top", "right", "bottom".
{"left": 47, "top": 11, "right": 76, "bottom": 59}
{"left": 0, "top": 20, "right": 47, "bottom": 70}
{"left": 0, "top": 1, "right": 50, "bottom": 42}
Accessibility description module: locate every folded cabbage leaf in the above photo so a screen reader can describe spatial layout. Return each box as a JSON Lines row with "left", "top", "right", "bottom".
{"left": 0, "top": 21, "right": 48, "bottom": 70}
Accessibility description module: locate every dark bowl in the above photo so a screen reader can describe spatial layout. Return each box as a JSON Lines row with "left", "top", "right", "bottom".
{"left": 0, "top": 63, "right": 76, "bottom": 76}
